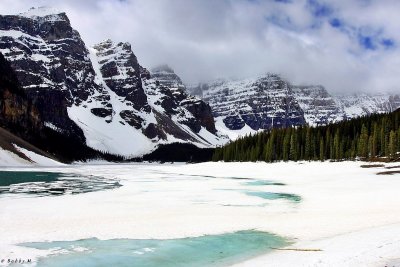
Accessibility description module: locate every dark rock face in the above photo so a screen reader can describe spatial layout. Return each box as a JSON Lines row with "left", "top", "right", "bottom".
{"left": 0, "top": 8, "right": 96, "bottom": 139}
{"left": 148, "top": 65, "right": 216, "bottom": 134}
{"left": 222, "top": 115, "right": 245, "bottom": 130}
{"left": 191, "top": 74, "right": 306, "bottom": 130}
{"left": 0, "top": 52, "right": 110, "bottom": 162}
{"left": 181, "top": 99, "right": 216, "bottom": 133}
{"left": 0, "top": 52, "right": 42, "bottom": 136}
{"left": 91, "top": 107, "right": 113, "bottom": 118}
{"left": 119, "top": 110, "right": 143, "bottom": 128}
{"left": 292, "top": 85, "right": 344, "bottom": 125}
{"left": 93, "top": 40, "right": 150, "bottom": 112}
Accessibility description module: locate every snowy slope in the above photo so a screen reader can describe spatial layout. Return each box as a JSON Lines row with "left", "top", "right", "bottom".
{"left": 13, "top": 145, "right": 63, "bottom": 166}
{"left": 67, "top": 45, "right": 155, "bottom": 156}
{"left": 68, "top": 42, "right": 227, "bottom": 156}
{"left": 142, "top": 66, "right": 228, "bottom": 147}
{"left": 0, "top": 9, "right": 225, "bottom": 157}
{"left": 292, "top": 85, "right": 344, "bottom": 126}
{"left": 334, "top": 93, "right": 400, "bottom": 118}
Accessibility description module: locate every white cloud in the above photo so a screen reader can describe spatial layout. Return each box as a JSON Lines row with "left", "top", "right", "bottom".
{"left": 0, "top": 0, "right": 399, "bottom": 94}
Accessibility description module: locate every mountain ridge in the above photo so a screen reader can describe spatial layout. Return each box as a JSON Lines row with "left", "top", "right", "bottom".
{"left": 188, "top": 75, "right": 400, "bottom": 132}
{"left": 0, "top": 7, "right": 398, "bottom": 162}
{"left": 0, "top": 8, "right": 225, "bottom": 158}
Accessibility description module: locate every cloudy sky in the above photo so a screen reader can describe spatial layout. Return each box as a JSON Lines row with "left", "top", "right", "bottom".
{"left": 1, "top": 0, "right": 399, "bottom": 93}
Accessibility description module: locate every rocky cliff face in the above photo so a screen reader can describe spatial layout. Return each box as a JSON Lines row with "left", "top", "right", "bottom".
{"left": 92, "top": 39, "right": 149, "bottom": 113}
{"left": 0, "top": 52, "right": 42, "bottom": 137}
{"left": 0, "top": 7, "right": 94, "bottom": 142}
{"left": 190, "top": 76, "right": 400, "bottom": 131}
{"left": 292, "top": 85, "right": 344, "bottom": 126}
{"left": 149, "top": 65, "right": 216, "bottom": 134}
{"left": 0, "top": 8, "right": 223, "bottom": 157}
{"left": 293, "top": 86, "right": 400, "bottom": 125}
{"left": 334, "top": 93, "right": 400, "bottom": 118}
{"left": 190, "top": 74, "right": 306, "bottom": 132}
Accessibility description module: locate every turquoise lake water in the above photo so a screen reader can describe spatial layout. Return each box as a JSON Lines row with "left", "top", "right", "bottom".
{"left": 245, "top": 191, "right": 301, "bottom": 202}
{"left": 0, "top": 171, "right": 120, "bottom": 196}
{"left": 0, "top": 171, "right": 60, "bottom": 186}
{"left": 21, "top": 231, "right": 289, "bottom": 267}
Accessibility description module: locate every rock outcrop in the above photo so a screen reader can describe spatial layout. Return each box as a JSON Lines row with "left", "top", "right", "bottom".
{"left": 190, "top": 74, "right": 306, "bottom": 131}
{"left": 190, "top": 75, "right": 400, "bottom": 130}
{"left": 0, "top": 8, "right": 224, "bottom": 157}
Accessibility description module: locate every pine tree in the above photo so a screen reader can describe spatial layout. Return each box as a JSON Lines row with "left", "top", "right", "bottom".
{"left": 212, "top": 109, "right": 400, "bottom": 163}
{"left": 305, "top": 127, "right": 311, "bottom": 160}
{"left": 389, "top": 130, "right": 397, "bottom": 159}
{"left": 358, "top": 124, "right": 369, "bottom": 158}
{"left": 290, "top": 132, "right": 297, "bottom": 161}
{"left": 333, "top": 129, "right": 340, "bottom": 160}
{"left": 265, "top": 139, "right": 273, "bottom": 162}
{"left": 319, "top": 138, "right": 325, "bottom": 161}
{"left": 370, "top": 123, "right": 378, "bottom": 158}
{"left": 283, "top": 130, "right": 290, "bottom": 161}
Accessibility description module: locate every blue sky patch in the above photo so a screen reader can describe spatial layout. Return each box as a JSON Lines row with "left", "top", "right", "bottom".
{"left": 329, "top": 18, "right": 342, "bottom": 28}
{"left": 307, "top": 0, "right": 333, "bottom": 17}
{"left": 381, "top": 38, "right": 395, "bottom": 49}
{"left": 358, "top": 35, "right": 376, "bottom": 50}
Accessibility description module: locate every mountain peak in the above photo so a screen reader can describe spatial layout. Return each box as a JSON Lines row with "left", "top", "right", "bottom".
{"left": 19, "top": 7, "right": 66, "bottom": 20}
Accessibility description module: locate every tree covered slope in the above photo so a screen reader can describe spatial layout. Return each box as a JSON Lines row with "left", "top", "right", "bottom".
{"left": 213, "top": 108, "right": 400, "bottom": 162}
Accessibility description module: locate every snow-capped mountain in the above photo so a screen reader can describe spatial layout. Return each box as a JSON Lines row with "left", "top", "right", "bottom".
{"left": 334, "top": 93, "right": 400, "bottom": 119}
{"left": 0, "top": 7, "right": 224, "bottom": 157}
{"left": 190, "top": 75, "right": 400, "bottom": 132}
{"left": 293, "top": 86, "right": 400, "bottom": 126}
{"left": 291, "top": 85, "right": 344, "bottom": 126}
{"left": 189, "top": 74, "right": 306, "bottom": 138}
{"left": 0, "top": 7, "right": 398, "bottom": 160}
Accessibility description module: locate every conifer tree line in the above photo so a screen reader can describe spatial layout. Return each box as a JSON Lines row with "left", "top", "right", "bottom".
{"left": 212, "top": 109, "right": 400, "bottom": 162}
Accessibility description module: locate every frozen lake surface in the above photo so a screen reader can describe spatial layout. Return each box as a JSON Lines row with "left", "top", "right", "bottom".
{"left": 0, "top": 162, "right": 399, "bottom": 266}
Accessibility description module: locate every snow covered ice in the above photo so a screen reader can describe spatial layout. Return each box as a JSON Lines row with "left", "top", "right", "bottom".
{"left": 0, "top": 161, "right": 400, "bottom": 266}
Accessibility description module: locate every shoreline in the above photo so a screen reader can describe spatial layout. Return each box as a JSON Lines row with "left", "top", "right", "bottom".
{"left": 234, "top": 222, "right": 400, "bottom": 266}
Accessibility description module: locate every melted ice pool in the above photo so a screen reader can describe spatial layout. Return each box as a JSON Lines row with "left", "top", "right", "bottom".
{"left": 21, "top": 231, "right": 289, "bottom": 267}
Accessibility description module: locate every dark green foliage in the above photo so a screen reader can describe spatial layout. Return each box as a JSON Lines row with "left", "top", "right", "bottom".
{"left": 142, "top": 143, "right": 214, "bottom": 162}
{"left": 213, "top": 109, "right": 400, "bottom": 162}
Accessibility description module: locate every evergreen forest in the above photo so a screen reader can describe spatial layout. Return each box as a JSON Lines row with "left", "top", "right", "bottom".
{"left": 212, "top": 109, "right": 400, "bottom": 162}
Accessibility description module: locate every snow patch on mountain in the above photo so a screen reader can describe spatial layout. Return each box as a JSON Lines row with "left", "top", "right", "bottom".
{"left": 334, "top": 93, "right": 400, "bottom": 118}
{"left": 190, "top": 76, "right": 400, "bottom": 134}
{"left": 215, "top": 117, "right": 260, "bottom": 140}
{"left": 19, "top": 7, "right": 64, "bottom": 20}
{"left": 67, "top": 46, "right": 156, "bottom": 157}
{"left": 13, "top": 144, "right": 63, "bottom": 166}
{"left": 189, "top": 74, "right": 305, "bottom": 134}
{"left": 292, "top": 85, "right": 344, "bottom": 126}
